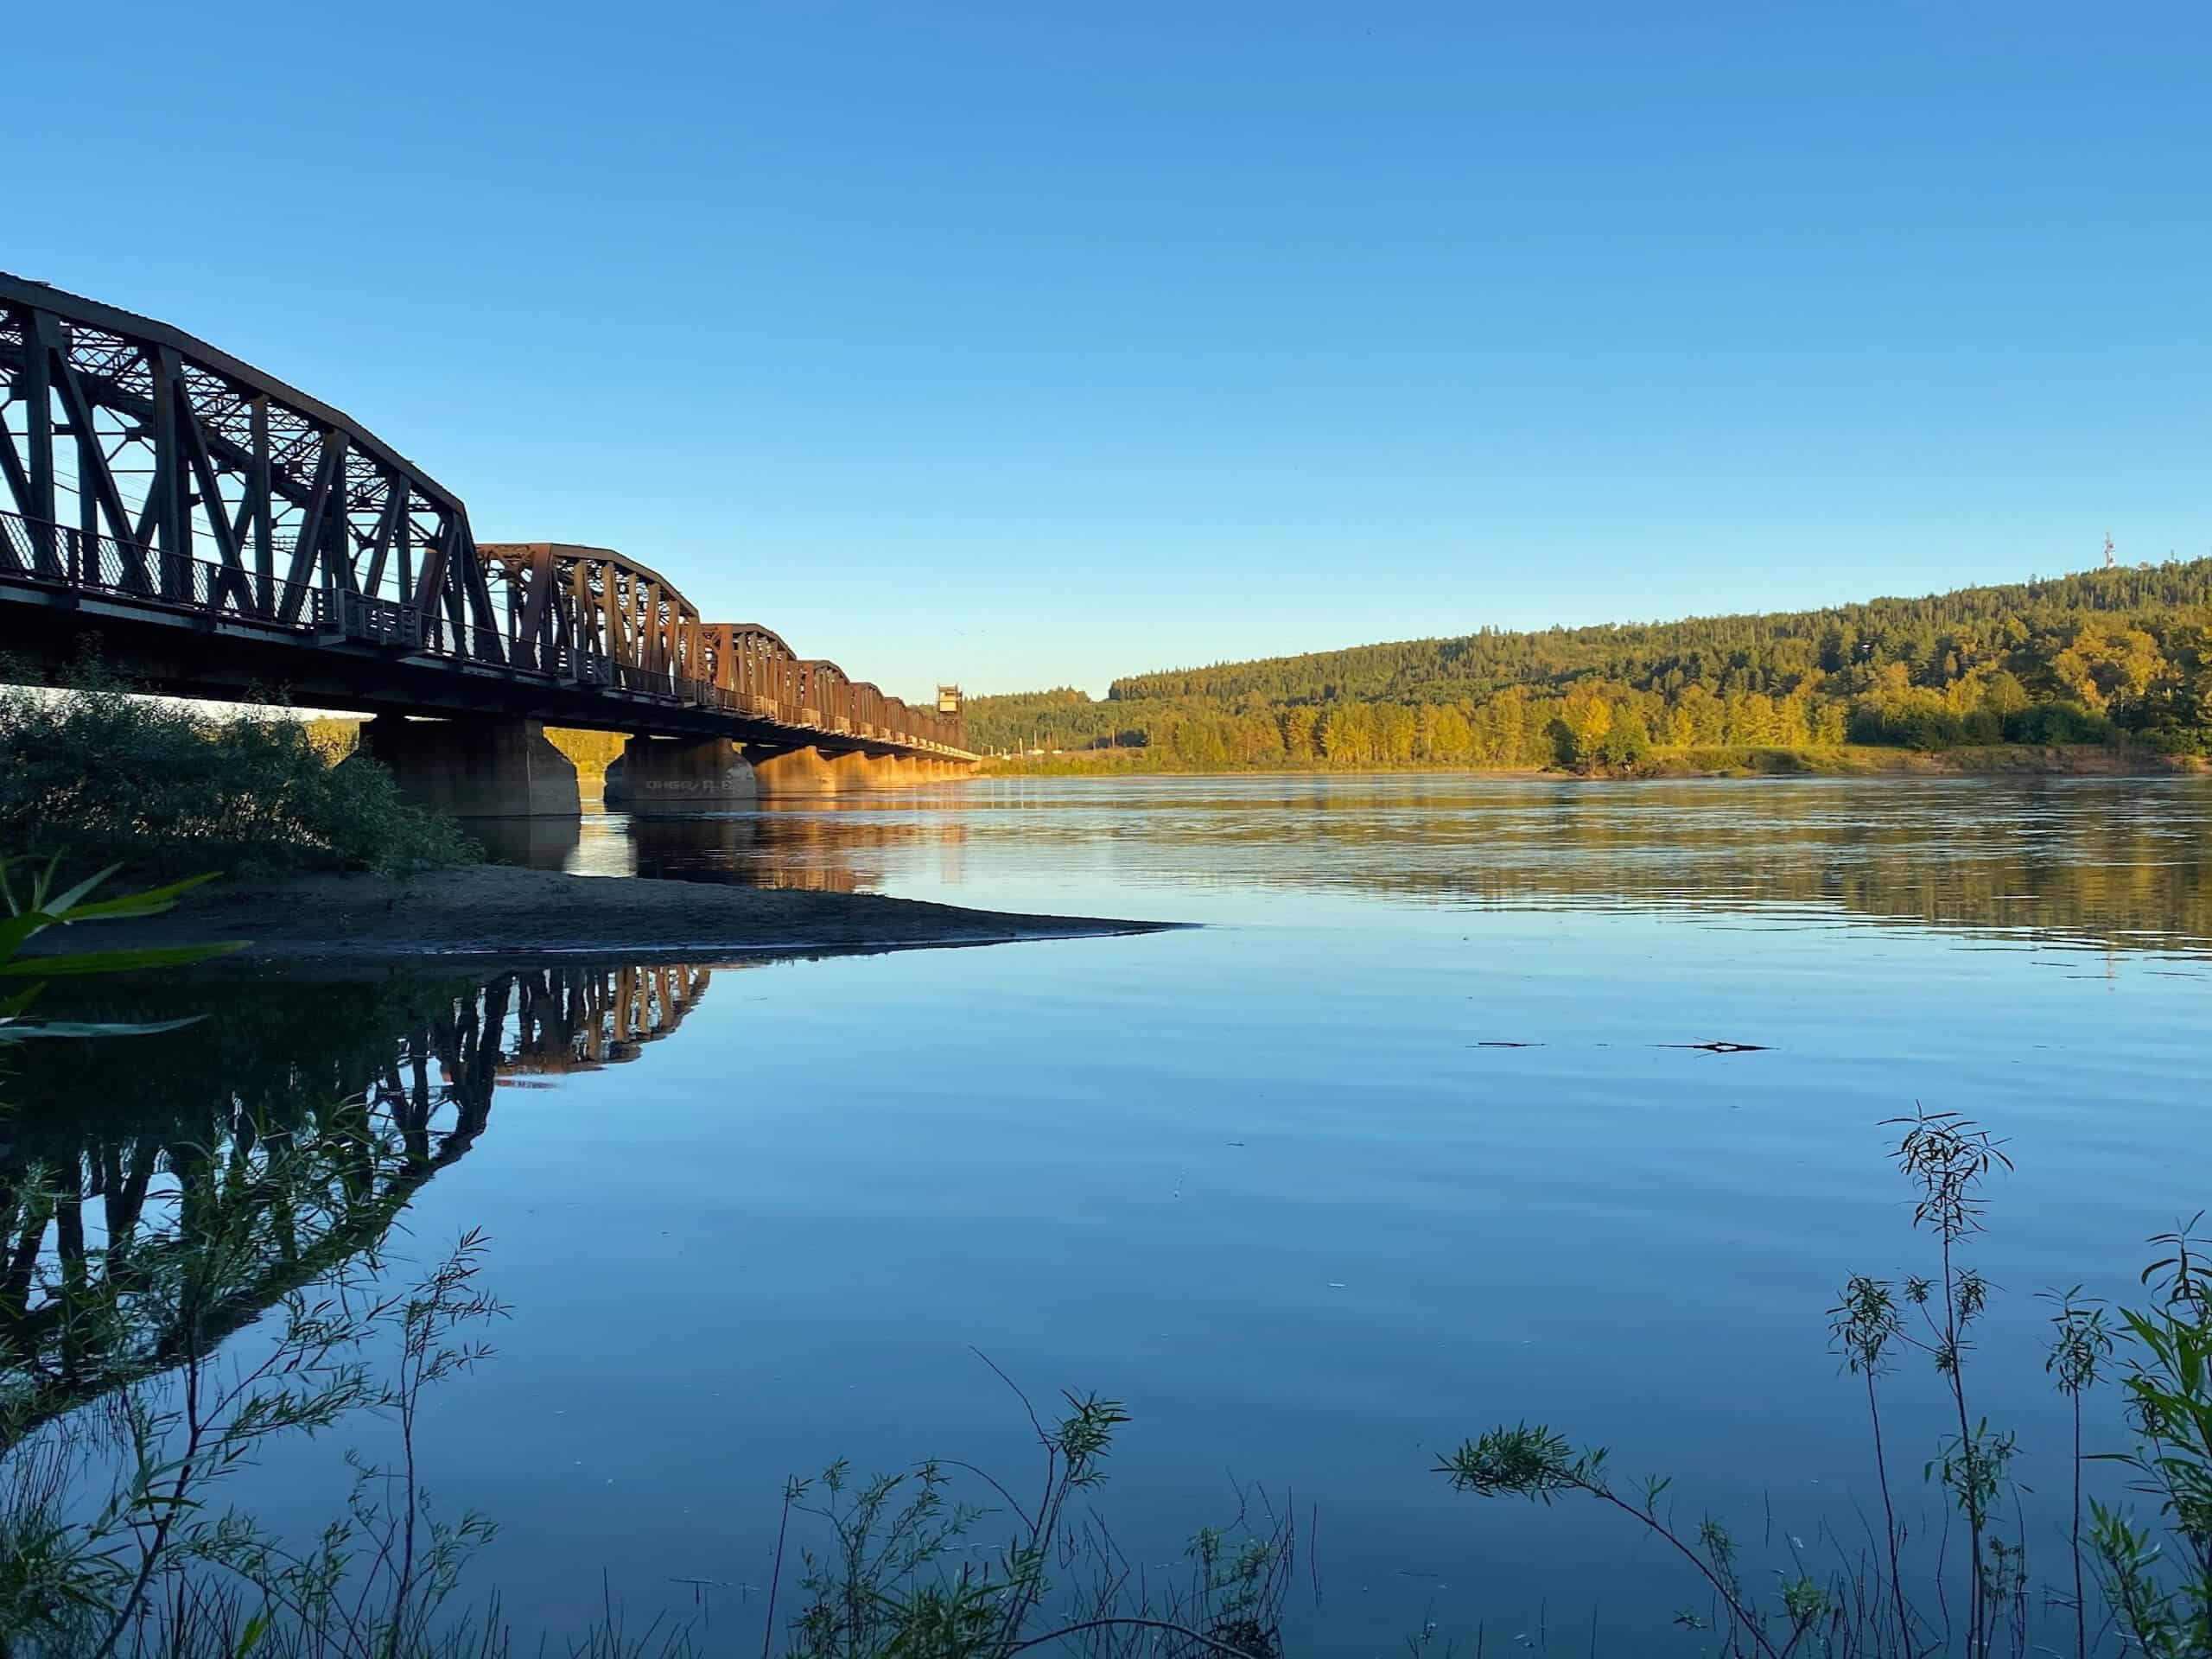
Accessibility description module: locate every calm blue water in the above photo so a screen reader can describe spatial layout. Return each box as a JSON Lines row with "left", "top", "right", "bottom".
{"left": 22, "top": 774, "right": 2212, "bottom": 1653}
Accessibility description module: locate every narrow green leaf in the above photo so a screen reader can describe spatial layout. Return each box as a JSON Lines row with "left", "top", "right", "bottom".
{"left": 44, "top": 862, "right": 124, "bottom": 916}
{"left": 0, "top": 941, "right": 245, "bottom": 977}
{"left": 233, "top": 1610, "right": 271, "bottom": 1659}
{"left": 61, "top": 870, "right": 223, "bottom": 920}
{"left": 0, "top": 912, "right": 51, "bottom": 957}
{"left": 0, "top": 1015, "right": 207, "bottom": 1039}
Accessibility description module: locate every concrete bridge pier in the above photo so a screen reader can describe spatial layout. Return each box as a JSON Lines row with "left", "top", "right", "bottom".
{"left": 360, "top": 715, "right": 582, "bottom": 818}
{"left": 829, "top": 751, "right": 909, "bottom": 789}
{"left": 605, "top": 736, "right": 759, "bottom": 810}
{"left": 744, "top": 746, "right": 977, "bottom": 795}
{"left": 747, "top": 745, "right": 839, "bottom": 795}
{"left": 899, "top": 755, "right": 971, "bottom": 783}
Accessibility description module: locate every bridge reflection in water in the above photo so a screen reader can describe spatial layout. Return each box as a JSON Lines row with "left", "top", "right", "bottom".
{"left": 0, "top": 960, "right": 722, "bottom": 1439}
{"left": 471, "top": 791, "right": 978, "bottom": 897}
{"left": 504, "top": 962, "right": 714, "bottom": 1076}
{"left": 521, "top": 775, "right": 2212, "bottom": 963}
{"left": 472, "top": 801, "right": 973, "bottom": 896}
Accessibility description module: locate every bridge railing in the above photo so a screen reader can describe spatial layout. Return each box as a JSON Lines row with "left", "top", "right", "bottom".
{"left": 0, "top": 508, "right": 337, "bottom": 632}
{"left": 0, "top": 509, "right": 518, "bottom": 665}
{"left": 0, "top": 508, "right": 969, "bottom": 753}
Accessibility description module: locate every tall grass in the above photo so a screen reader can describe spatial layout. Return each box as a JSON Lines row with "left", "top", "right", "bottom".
{"left": 0, "top": 1096, "right": 1297, "bottom": 1659}
{"left": 3, "top": 1105, "right": 2206, "bottom": 1656}
{"left": 1439, "top": 1112, "right": 2212, "bottom": 1658}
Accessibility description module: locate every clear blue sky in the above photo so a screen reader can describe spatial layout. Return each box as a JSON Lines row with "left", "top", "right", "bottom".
{"left": 13, "top": 2, "right": 2209, "bottom": 698}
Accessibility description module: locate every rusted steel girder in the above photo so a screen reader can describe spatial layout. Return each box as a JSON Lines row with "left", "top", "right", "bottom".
{"left": 0, "top": 274, "right": 969, "bottom": 756}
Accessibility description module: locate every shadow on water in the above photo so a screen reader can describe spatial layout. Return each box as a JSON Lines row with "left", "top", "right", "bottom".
{"left": 467, "top": 815, "right": 586, "bottom": 871}
{"left": 0, "top": 959, "right": 725, "bottom": 1439}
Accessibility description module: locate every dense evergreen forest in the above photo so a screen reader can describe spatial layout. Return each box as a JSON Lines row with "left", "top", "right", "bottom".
{"left": 966, "top": 562, "right": 2212, "bottom": 772}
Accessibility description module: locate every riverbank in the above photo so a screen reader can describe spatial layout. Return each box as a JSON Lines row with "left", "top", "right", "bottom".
{"left": 38, "top": 865, "right": 1170, "bottom": 966}
{"left": 1647, "top": 741, "right": 2208, "bottom": 776}
{"left": 982, "top": 741, "right": 2209, "bottom": 779}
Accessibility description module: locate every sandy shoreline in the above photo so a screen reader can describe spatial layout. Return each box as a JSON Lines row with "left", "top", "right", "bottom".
{"left": 39, "top": 865, "right": 1173, "bottom": 968}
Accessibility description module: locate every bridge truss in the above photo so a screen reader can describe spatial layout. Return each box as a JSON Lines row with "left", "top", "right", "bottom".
{"left": 0, "top": 274, "right": 966, "bottom": 756}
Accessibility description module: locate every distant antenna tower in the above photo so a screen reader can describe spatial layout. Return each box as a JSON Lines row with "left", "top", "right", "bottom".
{"left": 2103, "top": 531, "right": 2117, "bottom": 570}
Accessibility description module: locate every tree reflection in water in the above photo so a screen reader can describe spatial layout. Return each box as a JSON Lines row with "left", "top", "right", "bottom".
{"left": 512, "top": 779, "right": 2212, "bottom": 961}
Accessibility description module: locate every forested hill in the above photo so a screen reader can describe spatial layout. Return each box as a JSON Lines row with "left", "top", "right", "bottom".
{"left": 1108, "top": 563, "right": 2212, "bottom": 704}
{"left": 965, "top": 561, "right": 2212, "bottom": 769}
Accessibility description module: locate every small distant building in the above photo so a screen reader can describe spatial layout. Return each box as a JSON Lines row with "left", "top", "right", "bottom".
{"left": 937, "top": 683, "right": 963, "bottom": 715}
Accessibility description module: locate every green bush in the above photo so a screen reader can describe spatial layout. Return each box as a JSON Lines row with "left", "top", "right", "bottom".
{"left": 2004, "top": 701, "right": 2116, "bottom": 745}
{"left": 2136, "top": 721, "right": 2212, "bottom": 756}
{"left": 0, "top": 673, "right": 478, "bottom": 876}
{"left": 1901, "top": 706, "right": 1967, "bottom": 750}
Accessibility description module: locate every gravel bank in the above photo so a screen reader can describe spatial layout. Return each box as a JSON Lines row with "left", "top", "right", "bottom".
{"left": 41, "top": 864, "right": 1172, "bottom": 966}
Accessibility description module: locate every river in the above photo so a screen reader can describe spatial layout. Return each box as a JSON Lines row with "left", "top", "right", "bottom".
{"left": 16, "top": 773, "right": 2212, "bottom": 1654}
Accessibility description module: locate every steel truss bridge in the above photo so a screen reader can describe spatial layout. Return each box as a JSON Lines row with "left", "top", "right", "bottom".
{"left": 0, "top": 274, "right": 969, "bottom": 760}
